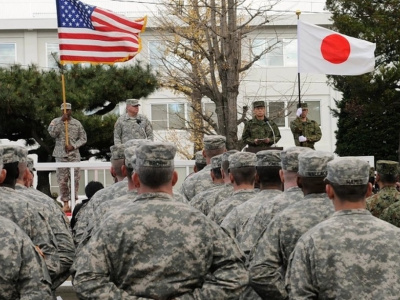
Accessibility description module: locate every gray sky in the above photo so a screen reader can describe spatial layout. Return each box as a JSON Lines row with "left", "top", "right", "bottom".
{"left": 0, "top": 0, "right": 327, "bottom": 19}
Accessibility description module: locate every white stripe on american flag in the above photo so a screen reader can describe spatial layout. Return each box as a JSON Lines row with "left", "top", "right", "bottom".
{"left": 92, "top": 8, "right": 145, "bottom": 34}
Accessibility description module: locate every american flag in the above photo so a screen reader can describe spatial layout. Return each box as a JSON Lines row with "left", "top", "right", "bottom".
{"left": 56, "top": 0, "right": 146, "bottom": 64}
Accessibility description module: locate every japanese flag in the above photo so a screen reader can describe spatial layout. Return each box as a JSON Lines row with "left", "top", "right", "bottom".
{"left": 297, "top": 20, "right": 376, "bottom": 75}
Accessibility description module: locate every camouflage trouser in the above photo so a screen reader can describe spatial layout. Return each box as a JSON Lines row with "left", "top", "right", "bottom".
{"left": 55, "top": 156, "right": 81, "bottom": 202}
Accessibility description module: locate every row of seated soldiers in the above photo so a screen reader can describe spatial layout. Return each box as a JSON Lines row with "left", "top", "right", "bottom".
{"left": 1, "top": 135, "right": 400, "bottom": 299}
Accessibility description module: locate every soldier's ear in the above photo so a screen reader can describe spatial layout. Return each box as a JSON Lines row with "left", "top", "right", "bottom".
{"left": 365, "top": 182, "right": 373, "bottom": 198}
{"left": 0, "top": 169, "right": 6, "bottom": 184}
{"left": 172, "top": 171, "right": 178, "bottom": 187}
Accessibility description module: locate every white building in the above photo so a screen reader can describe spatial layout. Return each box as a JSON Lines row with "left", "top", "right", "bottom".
{"left": 0, "top": 5, "right": 340, "bottom": 155}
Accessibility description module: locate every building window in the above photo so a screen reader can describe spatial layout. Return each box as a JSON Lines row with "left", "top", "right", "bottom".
{"left": 203, "top": 102, "right": 218, "bottom": 125}
{"left": 149, "top": 41, "right": 164, "bottom": 69}
{"left": 0, "top": 43, "right": 16, "bottom": 66}
{"left": 252, "top": 38, "right": 297, "bottom": 67}
{"left": 46, "top": 43, "right": 59, "bottom": 70}
{"left": 247, "top": 99, "right": 321, "bottom": 127}
{"left": 151, "top": 103, "right": 186, "bottom": 130}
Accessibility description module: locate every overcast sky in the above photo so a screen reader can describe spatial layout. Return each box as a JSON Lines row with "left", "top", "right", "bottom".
{"left": 0, "top": 0, "right": 327, "bottom": 19}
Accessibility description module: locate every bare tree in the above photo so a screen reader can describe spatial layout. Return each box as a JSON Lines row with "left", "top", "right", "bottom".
{"left": 147, "top": 0, "right": 286, "bottom": 150}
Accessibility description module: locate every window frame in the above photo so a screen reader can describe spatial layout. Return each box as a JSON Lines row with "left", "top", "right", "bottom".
{"left": 0, "top": 43, "right": 17, "bottom": 66}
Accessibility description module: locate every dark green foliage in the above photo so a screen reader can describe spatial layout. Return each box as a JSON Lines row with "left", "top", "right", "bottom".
{"left": 326, "top": 0, "right": 400, "bottom": 162}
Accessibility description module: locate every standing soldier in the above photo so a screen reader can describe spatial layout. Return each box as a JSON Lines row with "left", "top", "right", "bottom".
{"left": 366, "top": 160, "right": 400, "bottom": 218}
{"left": 242, "top": 101, "right": 281, "bottom": 149}
{"left": 290, "top": 102, "right": 322, "bottom": 149}
{"left": 113, "top": 98, "right": 154, "bottom": 144}
{"left": 287, "top": 157, "right": 400, "bottom": 299}
{"left": 48, "top": 102, "right": 87, "bottom": 212}
{"left": 73, "top": 141, "right": 248, "bottom": 299}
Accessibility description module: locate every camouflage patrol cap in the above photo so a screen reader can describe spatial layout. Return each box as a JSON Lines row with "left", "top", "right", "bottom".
{"left": 194, "top": 151, "right": 206, "bottom": 165}
{"left": 60, "top": 103, "right": 72, "bottom": 110}
{"left": 298, "top": 150, "right": 334, "bottom": 177}
{"left": 211, "top": 154, "right": 223, "bottom": 170}
{"left": 298, "top": 102, "right": 308, "bottom": 109}
{"left": 325, "top": 157, "right": 369, "bottom": 185}
{"left": 281, "top": 146, "right": 313, "bottom": 171}
{"left": 135, "top": 142, "right": 176, "bottom": 169}
{"left": 0, "top": 145, "right": 28, "bottom": 164}
{"left": 221, "top": 150, "right": 239, "bottom": 163}
{"left": 27, "top": 157, "right": 36, "bottom": 172}
{"left": 110, "top": 144, "right": 126, "bottom": 160}
{"left": 126, "top": 99, "right": 140, "bottom": 106}
{"left": 229, "top": 152, "right": 256, "bottom": 169}
{"left": 203, "top": 135, "right": 226, "bottom": 150}
{"left": 376, "top": 160, "right": 399, "bottom": 176}
{"left": 124, "top": 146, "right": 137, "bottom": 169}
{"left": 253, "top": 101, "right": 265, "bottom": 109}
{"left": 256, "top": 150, "right": 282, "bottom": 167}
{"left": 124, "top": 139, "right": 148, "bottom": 149}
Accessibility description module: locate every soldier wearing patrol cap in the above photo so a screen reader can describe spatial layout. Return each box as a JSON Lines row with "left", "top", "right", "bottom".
{"left": 366, "top": 160, "right": 400, "bottom": 218}
{"left": 288, "top": 157, "right": 400, "bottom": 300}
{"left": 242, "top": 100, "right": 281, "bottom": 148}
{"left": 180, "top": 135, "right": 227, "bottom": 201}
{"left": 222, "top": 150, "right": 283, "bottom": 239}
{"left": 113, "top": 98, "right": 154, "bottom": 145}
{"left": 208, "top": 152, "right": 258, "bottom": 225}
{"left": 290, "top": 102, "right": 322, "bottom": 149}
{"left": 190, "top": 150, "right": 238, "bottom": 215}
{"left": 73, "top": 141, "right": 248, "bottom": 299}
{"left": 48, "top": 102, "right": 87, "bottom": 212}
{"left": 250, "top": 150, "right": 335, "bottom": 300}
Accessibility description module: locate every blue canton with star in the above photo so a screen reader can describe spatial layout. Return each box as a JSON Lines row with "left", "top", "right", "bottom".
{"left": 56, "top": 0, "right": 95, "bottom": 29}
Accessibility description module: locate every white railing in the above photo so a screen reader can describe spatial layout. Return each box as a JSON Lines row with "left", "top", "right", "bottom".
{"left": 34, "top": 160, "right": 195, "bottom": 210}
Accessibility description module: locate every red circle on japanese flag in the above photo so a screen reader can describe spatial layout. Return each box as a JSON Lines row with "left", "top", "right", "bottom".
{"left": 320, "top": 34, "right": 351, "bottom": 64}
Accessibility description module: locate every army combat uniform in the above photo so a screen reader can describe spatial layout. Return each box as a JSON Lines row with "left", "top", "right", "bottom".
{"left": 287, "top": 158, "right": 400, "bottom": 299}
{"left": 290, "top": 117, "right": 321, "bottom": 149}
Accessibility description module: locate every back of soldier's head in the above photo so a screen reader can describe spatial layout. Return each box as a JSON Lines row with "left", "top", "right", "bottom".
{"left": 0, "top": 145, "right": 27, "bottom": 186}
{"left": 229, "top": 152, "right": 257, "bottom": 185}
{"left": 210, "top": 154, "right": 223, "bottom": 179}
{"left": 325, "top": 157, "right": 370, "bottom": 201}
{"left": 203, "top": 135, "right": 226, "bottom": 159}
{"left": 376, "top": 160, "right": 398, "bottom": 184}
{"left": 135, "top": 142, "right": 176, "bottom": 188}
{"left": 221, "top": 150, "right": 239, "bottom": 174}
{"left": 256, "top": 150, "right": 282, "bottom": 185}
{"left": 194, "top": 151, "right": 206, "bottom": 172}
{"left": 298, "top": 151, "right": 334, "bottom": 192}
{"left": 85, "top": 181, "right": 104, "bottom": 199}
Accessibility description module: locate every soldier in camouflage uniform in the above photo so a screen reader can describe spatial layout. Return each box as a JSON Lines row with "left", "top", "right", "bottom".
{"left": 208, "top": 152, "right": 258, "bottom": 225}
{"left": 180, "top": 135, "right": 227, "bottom": 201}
{"left": 238, "top": 146, "right": 312, "bottom": 260}
{"left": 73, "top": 141, "right": 248, "bottom": 299}
{"left": 48, "top": 102, "right": 87, "bottom": 212}
{"left": 242, "top": 101, "right": 281, "bottom": 148}
{"left": 0, "top": 145, "right": 61, "bottom": 292}
{"left": 290, "top": 102, "right": 322, "bottom": 149}
{"left": 192, "top": 150, "right": 237, "bottom": 215}
{"left": 366, "top": 160, "right": 400, "bottom": 218}
{"left": 113, "top": 98, "right": 154, "bottom": 144}
{"left": 221, "top": 150, "right": 283, "bottom": 239}
{"left": 15, "top": 147, "right": 76, "bottom": 289}
{"left": 249, "top": 150, "right": 334, "bottom": 300}
{"left": 287, "top": 157, "right": 400, "bottom": 299}
{"left": 0, "top": 148, "right": 53, "bottom": 299}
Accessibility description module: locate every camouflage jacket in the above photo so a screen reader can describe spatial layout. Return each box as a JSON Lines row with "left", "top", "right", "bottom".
{"left": 287, "top": 209, "right": 400, "bottom": 300}
{"left": 48, "top": 116, "right": 87, "bottom": 158}
{"left": 242, "top": 117, "right": 281, "bottom": 147}
{"left": 0, "top": 216, "right": 53, "bottom": 299}
{"left": 238, "top": 187, "right": 304, "bottom": 259}
{"left": 290, "top": 117, "right": 321, "bottom": 149}
{"left": 221, "top": 189, "right": 282, "bottom": 239}
{"left": 113, "top": 113, "right": 154, "bottom": 144}
{"left": 209, "top": 189, "right": 259, "bottom": 225}
{"left": 249, "top": 193, "right": 334, "bottom": 300}
{"left": 16, "top": 184, "right": 75, "bottom": 289}
{"left": 0, "top": 187, "right": 60, "bottom": 287}
{"left": 72, "top": 192, "right": 248, "bottom": 299}
{"left": 180, "top": 165, "right": 216, "bottom": 201}
{"left": 366, "top": 186, "right": 400, "bottom": 218}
